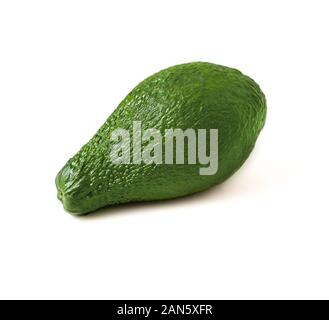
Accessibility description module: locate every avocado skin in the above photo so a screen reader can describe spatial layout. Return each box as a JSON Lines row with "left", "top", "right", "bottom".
{"left": 56, "top": 62, "right": 266, "bottom": 215}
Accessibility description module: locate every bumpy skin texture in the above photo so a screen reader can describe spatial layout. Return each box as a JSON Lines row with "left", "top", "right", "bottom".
{"left": 56, "top": 62, "right": 266, "bottom": 215}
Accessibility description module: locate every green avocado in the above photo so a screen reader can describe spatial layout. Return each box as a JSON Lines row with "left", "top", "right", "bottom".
{"left": 56, "top": 62, "right": 266, "bottom": 215}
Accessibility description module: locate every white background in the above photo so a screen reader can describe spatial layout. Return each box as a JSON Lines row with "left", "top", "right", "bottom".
{"left": 0, "top": 0, "right": 328, "bottom": 299}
